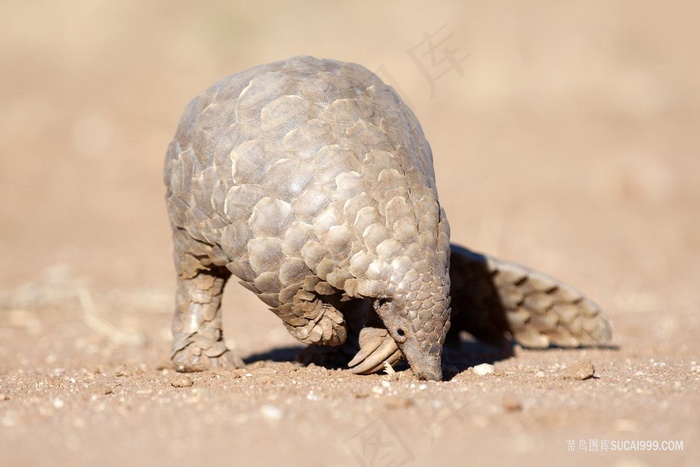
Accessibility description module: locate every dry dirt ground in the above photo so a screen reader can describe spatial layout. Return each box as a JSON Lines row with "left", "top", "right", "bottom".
{"left": 1, "top": 2, "right": 699, "bottom": 466}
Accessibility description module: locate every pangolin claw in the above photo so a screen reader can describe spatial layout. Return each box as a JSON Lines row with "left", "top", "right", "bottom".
{"left": 348, "top": 327, "right": 403, "bottom": 375}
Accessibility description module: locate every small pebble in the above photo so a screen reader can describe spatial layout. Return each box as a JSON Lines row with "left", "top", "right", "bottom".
{"left": 171, "top": 376, "right": 194, "bottom": 388}
{"left": 92, "top": 385, "right": 113, "bottom": 396}
{"left": 260, "top": 405, "right": 283, "bottom": 421}
{"left": 155, "top": 362, "right": 172, "bottom": 372}
{"left": 384, "top": 397, "right": 413, "bottom": 410}
{"left": 113, "top": 366, "right": 131, "bottom": 377}
{"left": 502, "top": 394, "right": 522, "bottom": 412}
{"left": 277, "top": 361, "right": 301, "bottom": 371}
{"left": 0, "top": 394, "right": 8, "bottom": 401}
{"left": 472, "top": 363, "right": 495, "bottom": 376}
{"left": 53, "top": 398, "right": 65, "bottom": 409}
{"left": 562, "top": 360, "right": 596, "bottom": 380}
{"left": 1, "top": 411, "right": 18, "bottom": 427}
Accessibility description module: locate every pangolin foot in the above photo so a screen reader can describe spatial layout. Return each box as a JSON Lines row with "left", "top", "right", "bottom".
{"left": 348, "top": 327, "right": 403, "bottom": 375}
{"left": 171, "top": 333, "right": 244, "bottom": 372}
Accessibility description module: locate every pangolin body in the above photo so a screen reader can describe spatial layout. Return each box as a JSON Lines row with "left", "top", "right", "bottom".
{"left": 165, "top": 56, "right": 451, "bottom": 380}
{"left": 164, "top": 56, "right": 611, "bottom": 381}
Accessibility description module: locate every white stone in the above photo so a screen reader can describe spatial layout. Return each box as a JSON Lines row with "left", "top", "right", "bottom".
{"left": 260, "top": 405, "right": 283, "bottom": 421}
{"left": 472, "top": 363, "right": 495, "bottom": 376}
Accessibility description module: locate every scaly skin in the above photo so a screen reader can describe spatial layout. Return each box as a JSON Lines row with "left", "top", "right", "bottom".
{"left": 165, "top": 56, "right": 450, "bottom": 380}
{"left": 164, "top": 56, "right": 612, "bottom": 380}
{"left": 447, "top": 245, "right": 612, "bottom": 349}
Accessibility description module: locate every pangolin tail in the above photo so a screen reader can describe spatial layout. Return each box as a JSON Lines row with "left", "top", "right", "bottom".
{"left": 448, "top": 244, "right": 613, "bottom": 349}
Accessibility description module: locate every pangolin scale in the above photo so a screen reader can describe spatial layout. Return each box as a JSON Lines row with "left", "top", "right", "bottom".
{"left": 164, "top": 56, "right": 611, "bottom": 381}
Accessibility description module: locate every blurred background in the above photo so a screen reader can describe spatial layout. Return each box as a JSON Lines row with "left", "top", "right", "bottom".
{"left": 1, "top": 2, "right": 699, "bottom": 465}
{"left": 1, "top": 0, "right": 698, "bottom": 330}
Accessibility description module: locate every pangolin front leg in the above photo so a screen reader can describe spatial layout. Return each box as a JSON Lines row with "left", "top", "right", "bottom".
{"left": 171, "top": 265, "right": 244, "bottom": 372}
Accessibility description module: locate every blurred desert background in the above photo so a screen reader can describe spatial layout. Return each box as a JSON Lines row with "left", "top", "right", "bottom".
{"left": 1, "top": 1, "right": 698, "bottom": 466}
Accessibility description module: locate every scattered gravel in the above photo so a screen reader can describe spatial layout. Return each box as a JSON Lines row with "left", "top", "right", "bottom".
{"left": 561, "top": 360, "right": 596, "bottom": 380}
{"left": 170, "top": 376, "right": 194, "bottom": 388}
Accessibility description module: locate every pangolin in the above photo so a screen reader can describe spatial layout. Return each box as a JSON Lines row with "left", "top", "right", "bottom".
{"left": 164, "top": 56, "right": 611, "bottom": 381}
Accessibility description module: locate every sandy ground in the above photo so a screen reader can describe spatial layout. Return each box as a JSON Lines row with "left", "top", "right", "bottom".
{"left": 1, "top": 1, "right": 699, "bottom": 466}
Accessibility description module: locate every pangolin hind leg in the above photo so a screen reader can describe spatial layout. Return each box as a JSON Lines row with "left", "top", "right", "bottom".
{"left": 171, "top": 263, "right": 244, "bottom": 372}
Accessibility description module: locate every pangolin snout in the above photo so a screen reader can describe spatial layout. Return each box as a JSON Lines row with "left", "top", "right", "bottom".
{"left": 376, "top": 298, "right": 448, "bottom": 381}
{"left": 403, "top": 346, "right": 443, "bottom": 381}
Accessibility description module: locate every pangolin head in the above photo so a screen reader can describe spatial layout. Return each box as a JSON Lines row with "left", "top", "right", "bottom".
{"left": 373, "top": 274, "right": 451, "bottom": 381}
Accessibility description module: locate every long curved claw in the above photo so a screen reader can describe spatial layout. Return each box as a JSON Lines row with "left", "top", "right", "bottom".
{"left": 347, "top": 329, "right": 384, "bottom": 367}
{"left": 348, "top": 327, "right": 403, "bottom": 375}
